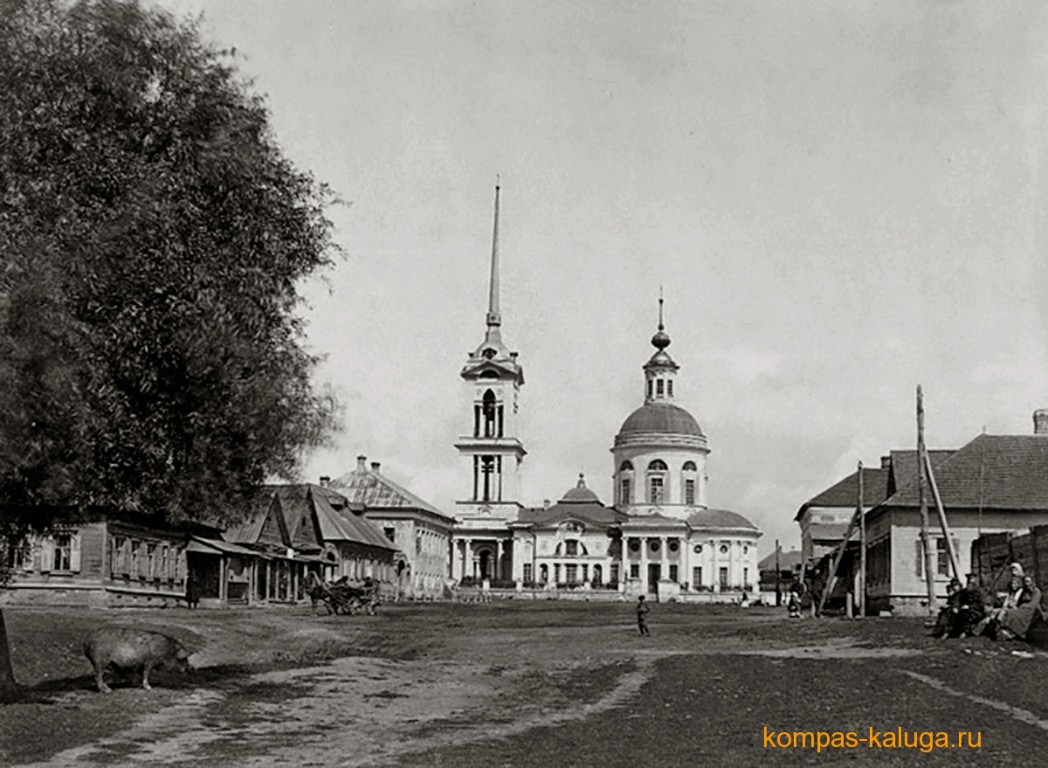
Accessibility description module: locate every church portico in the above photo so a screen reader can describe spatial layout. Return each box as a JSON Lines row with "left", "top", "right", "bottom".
{"left": 454, "top": 535, "right": 514, "bottom": 583}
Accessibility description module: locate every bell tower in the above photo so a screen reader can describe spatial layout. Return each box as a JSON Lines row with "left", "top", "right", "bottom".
{"left": 454, "top": 183, "right": 526, "bottom": 524}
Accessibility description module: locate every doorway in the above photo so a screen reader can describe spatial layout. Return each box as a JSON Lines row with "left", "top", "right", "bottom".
{"left": 647, "top": 563, "right": 661, "bottom": 594}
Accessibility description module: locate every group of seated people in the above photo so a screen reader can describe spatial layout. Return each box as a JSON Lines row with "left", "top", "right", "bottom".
{"left": 931, "top": 564, "right": 1043, "bottom": 641}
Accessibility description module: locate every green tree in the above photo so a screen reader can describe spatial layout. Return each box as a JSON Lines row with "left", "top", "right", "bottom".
{"left": 0, "top": 0, "right": 341, "bottom": 701}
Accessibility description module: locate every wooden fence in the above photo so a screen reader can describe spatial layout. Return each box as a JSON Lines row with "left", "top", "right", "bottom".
{"left": 971, "top": 527, "right": 1048, "bottom": 592}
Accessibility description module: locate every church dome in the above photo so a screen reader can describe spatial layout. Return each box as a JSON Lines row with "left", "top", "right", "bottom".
{"left": 617, "top": 402, "right": 704, "bottom": 439}
{"left": 561, "top": 473, "right": 599, "bottom": 503}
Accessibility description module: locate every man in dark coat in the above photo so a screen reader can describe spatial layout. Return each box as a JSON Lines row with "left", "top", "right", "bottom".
{"left": 954, "top": 573, "right": 986, "bottom": 638}
{"left": 931, "top": 578, "right": 962, "bottom": 638}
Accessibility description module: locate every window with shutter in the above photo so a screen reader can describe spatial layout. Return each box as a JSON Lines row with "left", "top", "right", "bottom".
{"left": 40, "top": 538, "right": 55, "bottom": 572}
{"left": 52, "top": 534, "right": 72, "bottom": 571}
{"left": 70, "top": 534, "right": 82, "bottom": 572}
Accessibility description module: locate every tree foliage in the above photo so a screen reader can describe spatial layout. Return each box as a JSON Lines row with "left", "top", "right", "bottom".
{"left": 0, "top": 0, "right": 340, "bottom": 527}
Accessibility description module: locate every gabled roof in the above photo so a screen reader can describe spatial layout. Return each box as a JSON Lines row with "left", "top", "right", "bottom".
{"left": 224, "top": 484, "right": 393, "bottom": 553}
{"left": 794, "top": 467, "right": 891, "bottom": 521}
{"left": 223, "top": 488, "right": 282, "bottom": 540}
{"left": 312, "top": 491, "right": 395, "bottom": 551}
{"left": 223, "top": 491, "right": 289, "bottom": 548}
{"left": 331, "top": 466, "right": 453, "bottom": 522}
{"left": 264, "top": 485, "right": 325, "bottom": 550}
{"left": 883, "top": 434, "right": 1048, "bottom": 510}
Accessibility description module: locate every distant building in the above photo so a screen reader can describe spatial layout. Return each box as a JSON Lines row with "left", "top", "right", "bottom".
{"left": 757, "top": 545, "right": 803, "bottom": 599}
{"left": 794, "top": 461, "right": 891, "bottom": 564}
{"left": 329, "top": 458, "right": 455, "bottom": 600}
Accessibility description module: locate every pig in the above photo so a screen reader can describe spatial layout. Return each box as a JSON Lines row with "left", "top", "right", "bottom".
{"left": 83, "top": 628, "right": 191, "bottom": 693}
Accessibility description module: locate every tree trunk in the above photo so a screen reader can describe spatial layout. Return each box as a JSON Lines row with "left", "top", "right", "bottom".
{"left": 0, "top": 609, "right": 17, "bottom": 703}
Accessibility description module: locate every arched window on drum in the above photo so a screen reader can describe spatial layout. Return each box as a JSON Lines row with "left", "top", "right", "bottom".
{"left": 682, "top": 461, "right": 698, "bottom": 506}
{"left": 619, "top": 460, "right": 634, "bottom": 506}
{"left": 647, "top": 459, "right": 668, "bottom": 504}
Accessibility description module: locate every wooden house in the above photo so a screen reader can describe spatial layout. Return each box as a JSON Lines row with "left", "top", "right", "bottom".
{"left": 0, "top": 513, "right": 206, "bottom": 608}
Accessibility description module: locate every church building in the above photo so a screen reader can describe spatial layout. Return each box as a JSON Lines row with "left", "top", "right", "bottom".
{"left": 451, "top": 185, "right": 761, "bottom": 602}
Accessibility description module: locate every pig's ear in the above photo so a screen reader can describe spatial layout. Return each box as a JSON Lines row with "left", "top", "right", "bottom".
{"left": 176, "top": 648, "right": 190, "bottom": 660}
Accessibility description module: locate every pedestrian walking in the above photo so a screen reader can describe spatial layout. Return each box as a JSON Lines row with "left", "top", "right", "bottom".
{"left": 636, "top": 595, "right": 651, "bottom": 636}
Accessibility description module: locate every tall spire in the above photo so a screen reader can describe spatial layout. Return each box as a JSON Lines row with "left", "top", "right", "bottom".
{"left": 486, "top": 178, "right": 501, "bottom": 329}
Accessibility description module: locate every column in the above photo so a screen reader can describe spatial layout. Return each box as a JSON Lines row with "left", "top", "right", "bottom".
{"left": 639, "top": 536, "right": 648, "bottom": 593}
{"left": 495, "top": 540, "right": 503, "bottom": 581}
{"left": 511, "top": 536, "right": 522, "bottom": 581}
{"left": 681, "top": 536, "right": 690, "bottom": 590}
{"left": 659, "top": 536, "right": 667, "bottom": 583}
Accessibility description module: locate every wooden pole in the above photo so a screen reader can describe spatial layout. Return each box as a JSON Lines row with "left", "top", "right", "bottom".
{"left": 917, "top": 385, "right": 938, "bottom": 616}
{"left": 925, "top": 449, "right": 960, "bottom": 580}
{"left": 817, "top": 503, "right": 862, "bottom": 617}
{"left": 858, "top": 460, "right": 866, "bottom": 618}
{"left": 775, "top": 538, "right": 781, "bottom": 607}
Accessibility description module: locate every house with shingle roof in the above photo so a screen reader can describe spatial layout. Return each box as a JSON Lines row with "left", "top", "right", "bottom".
{"left": 330, "top": 457, "right": 455, "bottom": 599}
{"left": 222, "top": 483, "right": 397, "bottom": 603}
{"left": 865, "top": 415, "right": 1048, "bottom": 615}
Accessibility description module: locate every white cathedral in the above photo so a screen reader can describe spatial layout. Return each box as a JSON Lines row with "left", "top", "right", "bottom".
{"left": 451, "top": 186, "right": 761, "bottom": 602}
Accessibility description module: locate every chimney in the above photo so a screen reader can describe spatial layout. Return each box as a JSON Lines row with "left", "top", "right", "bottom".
{"left": 371, "top": 461, "right": 381, "bottom": 474}
{"left": 881, "top": 455, "right": 891, "bottom": 470}
{"left": 543, "top": 499, "right": 551, "bottom": 509}
{"left": 319, "top": 476, "right": 331, "bottom": 487}
{"left": 1034, "top": 410, "right": 1048, "bottom": 436}
{"left": 356, "top": 455, "right": 366, "bottom": 471}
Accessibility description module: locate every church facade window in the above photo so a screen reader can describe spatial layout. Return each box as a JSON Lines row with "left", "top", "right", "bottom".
{"left": 647, "top": 459, "right": 668, "bottom": 504}
{"left": 619, "top": 460, "right": 634, "bottom": 506}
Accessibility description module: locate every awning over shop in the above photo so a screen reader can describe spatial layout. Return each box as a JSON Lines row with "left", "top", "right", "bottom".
{"left": 186, "top": 536, "right": 262, "bottom": 557}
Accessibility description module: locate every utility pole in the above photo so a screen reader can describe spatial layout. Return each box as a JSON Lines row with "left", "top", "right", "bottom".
{"left": 775, "top": 538, "right": 781, "bottom": 607}
{"left": 917, "top": 385, "right": 938, "bottom": 616}
{"left": 858, "top": 460, "right": 865, "bottom": 618}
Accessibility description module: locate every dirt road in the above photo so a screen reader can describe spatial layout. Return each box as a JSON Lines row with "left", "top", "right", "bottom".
{"left": 3, "top": 602, "right": 1047, "bottom": 766}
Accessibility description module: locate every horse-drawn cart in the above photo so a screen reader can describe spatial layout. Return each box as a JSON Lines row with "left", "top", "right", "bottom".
{"left": 307, "top": 574, "right": 380, "bottom": 616}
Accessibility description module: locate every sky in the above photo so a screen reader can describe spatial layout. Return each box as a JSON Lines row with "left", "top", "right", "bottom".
{"left": 161, "top": 0, "right": 1048, "bottom": 557}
